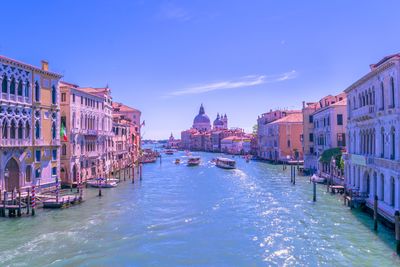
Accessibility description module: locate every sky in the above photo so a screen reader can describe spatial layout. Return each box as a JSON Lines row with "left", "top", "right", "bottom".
{"left": 1, "top": 0, "right": 400, "bottom": 139}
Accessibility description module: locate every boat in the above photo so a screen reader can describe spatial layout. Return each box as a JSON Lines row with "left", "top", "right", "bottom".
{"left": 140, "top": 149, "right": 158, "bottom": 163}
{"left": 311, "top": 174, "right": 326, "bottom": 184}
{"left": 175, "top": 158, "right": 181, "bottom": 164}
{"left": 187, "top": 156, "right": 201, "bottom": 166}
{"left": 215, "top": 157, "right": 236, "bottom": 169}
{"left": 87, "top": 179, "right": 117, "bottom": 188}
{"left": 165, "top": 149, "right": 174, "bottom": 155}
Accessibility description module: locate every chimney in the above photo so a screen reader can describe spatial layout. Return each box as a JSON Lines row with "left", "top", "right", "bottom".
{"left": 41, "top": 60, "right": 49, "bottom": 71}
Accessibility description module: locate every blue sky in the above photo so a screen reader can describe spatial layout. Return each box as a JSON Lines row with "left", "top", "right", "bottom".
{"left": 2, "top": 0, "right": 400, "bottom": 139}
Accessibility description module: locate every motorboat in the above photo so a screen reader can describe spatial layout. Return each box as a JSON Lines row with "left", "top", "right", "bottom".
{"left": 215, "top": 157, "right": 236, "bottom": 169}
{"left": 87, "top": 179, "right": 117, "bottom": 188}
{"left": 187, "top": 156, "right": 201, "bottom": 166}
{"left": 311, "top": 174, "right": 326, "bottom": 184}
{"left": 165, "top": 149, "right": 174, "bottom": 155}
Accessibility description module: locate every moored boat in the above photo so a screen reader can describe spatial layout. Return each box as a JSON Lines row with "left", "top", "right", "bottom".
{"left": 87, "top": 179, "right": 117, "bottom": 188}
{"left": 165, "top": 149, "right": 174, "bottom": 155}
{"left": 215, "top": 157, "right": 236, "bottom": 169}
{"left": 187, "top": 156, "right": 201, "bottom": 166}
{"left": 311, "top": 174, "right": 326, "bottom": 184}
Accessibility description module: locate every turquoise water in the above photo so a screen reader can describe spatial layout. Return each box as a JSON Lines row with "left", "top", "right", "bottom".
{"left": 0, "top": 151, "right": 399, "bottom": 266}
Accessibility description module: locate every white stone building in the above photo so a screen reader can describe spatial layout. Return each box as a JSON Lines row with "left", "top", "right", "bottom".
{"left": 345, "top": 53, "right": 400, "bottom": 222}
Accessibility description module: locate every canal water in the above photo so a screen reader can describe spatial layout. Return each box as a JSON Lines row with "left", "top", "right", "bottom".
{"left": 0, "top": 151, "right": 399, "bottom": 266}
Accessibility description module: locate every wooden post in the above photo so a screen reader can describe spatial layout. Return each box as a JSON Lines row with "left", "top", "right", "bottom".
{"left": 326, "top": 176, "right": 330, "bottom": 193}
{"left": 2, "top": 191, "right": 6, "bottom": 217}
{"left": 17, "top": 190, "right": 21, "bottom": 217}
{"left": 290, "top": 165, "right": 293, "bottom": 183}
{"left": 132, "top": 165, "right": 135, "bottom": 184}
{"left": 373, "top": 195, "right": 378, "bottom": 231}
{"left": 98, "top": 180, "right": 102, "bottom": 197}
{"left": 140, "top": 164, "right": 143, "bottom": 180}
{"left": 26, "top": 189, "right": 30, "bottom": 215}
{"left": 293, "top": 166, "right": 296, "bottom": 185}
{"left": 31, "top": 185, "right": 36, "bottom": 216}
{"left": 313, "top": 182, "right": 316, "bottom": 202}
{"left": 395, "top": 210, "right": 400, "bottom": 254}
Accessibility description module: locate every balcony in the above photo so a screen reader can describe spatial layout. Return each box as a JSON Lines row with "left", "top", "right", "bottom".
{"left": 350, "top": 105, "right": 375, "bottom": 122}
{"left": 0, "top": 139, "right": 31, "bottom": 147}
{"left": 372, "top": 157, "right": 400, "bottom": 172}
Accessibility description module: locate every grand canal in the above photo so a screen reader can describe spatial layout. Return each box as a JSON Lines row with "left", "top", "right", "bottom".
{"left": 0, "top": 152, "right": 399, "bottom": 266}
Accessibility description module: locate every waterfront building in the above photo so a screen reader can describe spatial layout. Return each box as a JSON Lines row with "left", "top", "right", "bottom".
{"left": 256, "top": 109, "right": 302, "bottom": 160}
{"left": 166, "top": 133, "right": 180, "bottom": 149}
{"left": 112, "top": 102, "right": 141, "bottom": 163}
{"left": 221, "top": 135, "right": 252, "bottom": 154}
{"left": 345, "top": 53, "right": 400, "bottom": 222}
{"left": 263, "top": 113, "right": 303, "bottom": 162}
{"left": 112, "top": 116, "right": 133, "bottom": 174}
{"left": 302, "top": 93, "right": 347, "bottom": 174}
{"left": 0, "top": 56, "right": 62, "bottom": 192}
{"left": 59, "top": 82, "right": 113, "bottom": 185}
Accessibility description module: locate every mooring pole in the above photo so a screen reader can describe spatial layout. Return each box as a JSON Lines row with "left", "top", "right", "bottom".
{"left": 31, "top": 185, "right": 36, "bottom": 216}
{"left": 395, "top": 211, "right": 400, "bottom": 254}
{"left": 293, "top": 166, "right": 296, "bottom": 185}
{"left": 373, "top": 195, "right": 378, "bottom": 231}
{"left": 313, "top": 181, "right": 316, "bottom": 202}
{"left": 17, "top": 190, "right": 21, "bottom": 217}
{"left": 132, "top": 165, "right": 135, "bottom": 184}
{"left": 140, "top": 163, "right": 143, "bottom": 180}
{"left": 26, "top": 188, "right": 30, "bottom": 215}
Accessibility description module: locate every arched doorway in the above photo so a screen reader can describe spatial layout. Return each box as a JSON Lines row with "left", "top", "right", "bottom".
{"left": 60, "top": 167, "right": 66, "bottom": 183}
{"left": 5, "top": 158, "right": 20, "bottom": 192}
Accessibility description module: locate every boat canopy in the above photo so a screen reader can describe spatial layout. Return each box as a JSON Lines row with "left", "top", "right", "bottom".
{"left": 217, "top": 157, "right": 235, "bottom": 162}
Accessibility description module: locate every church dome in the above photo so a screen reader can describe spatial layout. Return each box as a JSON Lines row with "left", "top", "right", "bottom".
{"left": 193, "top": 104, "right": 211, "bottom": 131}
{"left": 194, "top": 114, "right": 211, "bottom": 124}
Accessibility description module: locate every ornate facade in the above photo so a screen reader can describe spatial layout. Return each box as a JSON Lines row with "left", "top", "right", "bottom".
{"left": 345, "top": 53, "right": 400, "bottom": 222}
{"left": 0, "top": 56, "right": 62, "bottom": 192}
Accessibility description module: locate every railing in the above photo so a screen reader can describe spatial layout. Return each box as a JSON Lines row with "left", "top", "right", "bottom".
{"left": 0, "top": 139, "right": 31, "bottom": 146}
{"left": 351, "top": 105, "right": 375, "bottom": 121}
{"left": 34, "top": 139, "right": 45, "bottom": 146}
{"left": 1, "top": 92, "right": 7, "bottom": 99}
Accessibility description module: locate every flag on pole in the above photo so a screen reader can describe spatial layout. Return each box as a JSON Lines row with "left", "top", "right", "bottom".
{"left": 60, "top": 123, "right": 68, "bottom": 141}
{"left": 141, "top": 120, "right": 145, "bottom": 127}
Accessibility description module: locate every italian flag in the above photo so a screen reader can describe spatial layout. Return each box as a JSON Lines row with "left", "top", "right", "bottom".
{"left": 60, "top": 123, "right": 68, "bottom": 141}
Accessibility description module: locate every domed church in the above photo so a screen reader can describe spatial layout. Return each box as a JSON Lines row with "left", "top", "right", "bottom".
{"left": 193, "top": 104, "right": 211, "bottom": 131}
{"left": 213, "top": 113, "right": 228, "bottom": 130}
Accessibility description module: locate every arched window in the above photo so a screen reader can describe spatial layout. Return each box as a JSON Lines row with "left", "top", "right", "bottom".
{"left": 51, "top": 85, "right": 56, "bottom": 104}
{"left": 2, "top": 121, "right": 8, "bottom": 138}
{"left": 381, "top": 127, "right": 385, "bottom": 158}
{"left": 381, "top": 82, "right": 385, "bottom": 109}
{"left": 72, "top": 112, "right": 76, "bottom": 128}
{"left": 25, "top": 122, "right": 30, "bottom": 139}
{"left": 10, "top": 77, "right": 16, "bottom": 95}
{"left": 380, "top": 174, "right": 385, "bottom": 201}
{"left": 391, "top": 127, "right": 395, "bottom": 160}
{"left": 35, "top": 120, "right": 40, "bottom": 139}
{"left": 62, "top": 144, "right": 67, "bottom": 155}
{"left": 2, "top": 75, "right": 7, "bottom": 93}
{"left": 26, "top": 166, "right": 32, "bottom": 183}
{"left": 17, "top": 79, "right": 23, "bottom": 96}
{"left": 390, "top": 177, "right": 395, "bottom": 207}
{"left": 18, "top": 121, "right": 23, "bottom": 139}
{"left": 35, "top": 81, "right": 40, "bottom": 102}
{"left": 10, "top": 120, "right": 16, "bottom": 139}
{"left": 25, "top": 80, "right": 30, "bottom": 98}
{"left": 52, "top": 122, "right": 56, "bottom": 139}
{"left": 391, "top": 77, "right": 395, "bottom": 108}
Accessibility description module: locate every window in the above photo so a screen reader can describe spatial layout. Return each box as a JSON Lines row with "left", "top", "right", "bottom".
{"left": 10, "top": 120, "right": 16, "bottom": 139}
{"left": 17, "top": 79, "right": 23, "bottom": 96}
{"left": 308, "top": 115, "right": 313, "bottom": 123}
{"left": 81, "top": 96, "right": 84, "bottom": 105}
{"left": 337, "top": 133, "right": 346, "bottom": 147}
{"left": 35, "top": 120, "right": 40, "bottom": 139}
{"left": 51, "top": 85, "right": 57, "bottom": 104}
{"left": 381, "top": 82, "right": 385, "bottom": 110}
{"left": 2, "top": 75, "right": 7, "bottom": 93}
{"left": 391, "top": 77, "right": 395, "bottom": 108}
{"left": 52, "top": 122, "right": 57, "bottom": 140}
{"left": 52, "top": 149, "right": 57, "bottom": 160}
{"left": 62, "top": 144, "right": 67, "bottom": 156}
{"left": 35, "top": 168, "right": 41, "bottom": 179}
{"left": 310, "top": 147, "right": 314, "bottom": 154}
{"left": 380, "top": 174, "right": 385, "bottom": 201}
{"left": 287, "top": 140, "right": 291, "bottom": 148}
{"left": 391, "top": 127, "right": 395, "bottom": 160}
{"left": 25, "top": 166, "right": 32, "bottom": 182}
{"left": 35, "top": 81, "right": 40, "bottom": 102}
{"left": 309, "top": 133, "right": 314, "bottom": 142}
{"left": 35, "top": 150, "right": 41, "bottom": 162}
{"left": 25, "top": 81, "right": 30, "bottom": 98}
{"left": 10, "top": 77, "right": 15, "bottom": 94}
{"left": 337, "top": 114, "right": 343, "bottom": 125}
{"left": 52, "top": 167, "right": 57, "bottom": 177}
{"left": 61, "top": 93, "right": 66, "bottom": 102}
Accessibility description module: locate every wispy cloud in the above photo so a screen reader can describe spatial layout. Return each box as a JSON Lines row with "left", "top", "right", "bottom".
{"left": 168, "top": 70, "right": 297, "bottom": 96}
{"left": 158, "top": 2, "right": 191, "bottom": 22}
